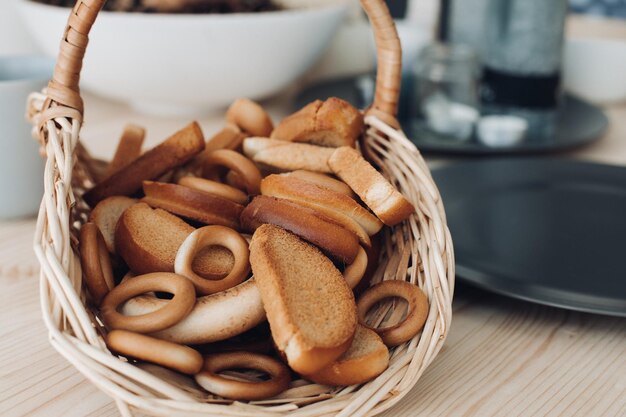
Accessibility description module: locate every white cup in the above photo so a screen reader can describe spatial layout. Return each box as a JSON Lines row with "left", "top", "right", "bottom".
{"left": 0, "top": 55, "right": 54, "bottom": 219}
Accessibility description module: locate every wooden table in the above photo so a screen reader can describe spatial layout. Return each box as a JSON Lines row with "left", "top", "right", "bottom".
{"left": 1, "top": 93, "right": 626, "bottom": 417}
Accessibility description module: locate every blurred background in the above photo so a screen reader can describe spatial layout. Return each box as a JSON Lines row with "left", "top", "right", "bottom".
{"left": 3, "top": 0, "right": 625, "bottom": 135}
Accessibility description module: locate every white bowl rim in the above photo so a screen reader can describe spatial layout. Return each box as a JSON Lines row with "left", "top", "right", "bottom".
{"left": 18, "top": 0, "right": 349, "bottom": 21}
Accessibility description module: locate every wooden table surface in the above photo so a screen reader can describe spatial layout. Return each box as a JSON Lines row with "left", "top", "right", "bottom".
{"left": 1, "top": 93, "right": 626, "bottom": 417}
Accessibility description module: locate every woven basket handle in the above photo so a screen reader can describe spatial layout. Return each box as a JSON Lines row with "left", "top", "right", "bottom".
{"left": 46, "top": 0, "right": 401, "bottom": 124}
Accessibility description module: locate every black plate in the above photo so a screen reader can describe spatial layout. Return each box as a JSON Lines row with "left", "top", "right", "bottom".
{"left": 432, "top": 159, "right": 626, "bottom": 316}
{"left": 295, "top": 75, "right": 608, "bottom": 155}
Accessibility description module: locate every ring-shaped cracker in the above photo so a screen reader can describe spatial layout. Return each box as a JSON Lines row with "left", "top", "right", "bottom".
{"left": 106, "top": 330, "right": 203, "bottom": 375}
{"left": 204, "top": 149, "right": 262, "bottom": 195}
{"left": 79, "top": 223, "right": 115, "bottom": 305}
{"left": 225, "top": 98, "right": 273, "bottom": 137}
{"left": 195, "top": 351, "right": 290, "bottom": 400}
{"left": 175, "top": 226, "right": 250, "bottom": 296}
{"left": 356, "top": 280, "right": 428, "bottom": 347}
{"left": 101, "top": 272, "right": 196, "bottom": 333}
{"left": 343, "top": 246, "right": 368, "bottom": 289}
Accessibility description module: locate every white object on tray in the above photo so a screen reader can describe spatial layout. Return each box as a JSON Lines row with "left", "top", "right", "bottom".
{"left": 424, "top": 94, "right": 478, "bottom": 140}
{"left": 477, "top": 115, "right": 528, "bottom": 147}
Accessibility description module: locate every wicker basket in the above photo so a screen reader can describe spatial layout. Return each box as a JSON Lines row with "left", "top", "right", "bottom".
{"left": 29, "top": 0, "right": 454, "bottom": 416}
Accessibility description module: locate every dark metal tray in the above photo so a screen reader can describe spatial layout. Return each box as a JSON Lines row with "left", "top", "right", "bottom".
{"left": 295, "top": 76, "right": 608, "bottom": 155}
{"left": 432, "top": 158, "right": 626, "bottom": 316}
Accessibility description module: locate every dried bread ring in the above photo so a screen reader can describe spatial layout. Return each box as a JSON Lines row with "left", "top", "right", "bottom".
{"left": 101, "top": 272, "right": 196, "bottom": 333}
{"left": 357, "top": 280, "right": 428, "bottom": 347}
{"left": 203, "top": 149, "right": 262, "bottom": 195}
{"left": 172, "top": 124, "right": 245, "bottom": 182}
{"left": 79, "top": 223, "right": 115, "bottom": 305}
{"left": 225, "top": 170, "right": 248, "bottom": 192}
{"left": 175, "top": 226, "right": 250, "bottom": 296}
{"left": 106, "top": 330, "right": 203, "bottom": 375}
{"left": 121, "top": 279, "right": 265, "bottom": 345}
{"left": 343, "top": 247, "right": 368, "bottom": 290}
{"left": 225, "top": 98, "right": 273, "bottom": 137}
{"left": 195, "top": 352, "right": 290, "bottom": 401}
{"left": 178, "top": 176, "right": 248, "bottom": 205}
{"left": 205, "top": 123, "right": 246, "bottom": 154}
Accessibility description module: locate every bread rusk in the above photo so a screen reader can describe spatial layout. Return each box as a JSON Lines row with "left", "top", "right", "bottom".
{"left": 249, "top": 224, "right": 357, "bottom": 375}
{"left": 84, "top": 122, "right": 205, "bottom": 207}
{"left": 261, "top": 174, "right": 382, "bottom": 240}
{"left": 226, "top": 98, "right": 273, "bottom": 137}
{"left": 286, "top": 170, "right": 355, "bottom": 198}
{"left": 305, "top": 325, "right": 389, "bottom": 386}
{"left": 271, "top": 99, "right": 320, "bottom": 139}
{"left": 241, "top": 137, "right": 284, "bottom": 158}
{"left": 328, "top": 147, "right": 415, "bottom": 226}
{"left": 115, "top": 203, "right": 234, "bottom": 278}
{"left": 142, "top": 181, "right": 243, "bottom": 229}
{"left": 88, "top": 196, "right": 137, "bottom": 254}
{"left": 241, "top": 196, "right": 360, "bottom": 264}
{"left": 271, "top": 98, "right": 363, "bottom": 148}
{"left": 242, "top": 137, "right": 334, "bottom": 174}
{"left": 104, "top": 124, "right": 145, "bottom": 178}
{"left": 178, "top": 176, "right": 248, "bottom": 205}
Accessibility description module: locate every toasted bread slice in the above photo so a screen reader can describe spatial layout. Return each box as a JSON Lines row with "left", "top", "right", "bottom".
{"left": 243, "top": 138, "right": 334, "bottom": 173}
{"left": 84, "top": 122, "right": 205, "bottom": 207}
{"left": 241, "top": 196, "right": 360, "bottom": 264}
{"left": 88, "top": 196, "right": 137, "bottom": 254}
{"left": 271, "top": 98, "right": 363, "bottom": 148}
{"left": 104, "top": 124, "right": 145, "bottom": 178}
{"left": 142, "top": 181, "right": 243, "bottom": 229}
{"left": 249, "top": 224, "right": 357, "bottom": 374}
{"left": 306, "top": 325, "right": 389, "bottom": 386}
{"left": 270, "top": 100, "right": 320, "bottom": 143}
{"left": 261, "top": 174, "right": 381, "bottom": 240}
{"left": 328, "top": 147, "right": 415, "bottom": 226}
{"left": 287, "top": 170, "right": 355, "bottom": 198}
{"left": 115, "top": 203, "right": 233, "bottom": 278}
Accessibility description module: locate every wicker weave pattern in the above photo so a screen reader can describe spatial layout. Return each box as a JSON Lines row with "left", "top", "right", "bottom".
{"left": 29, "top": 1, "right": 455, "bottom": 416}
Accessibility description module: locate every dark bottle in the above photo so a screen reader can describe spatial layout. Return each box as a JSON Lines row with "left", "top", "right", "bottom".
{"left": 445, "top": 0, "right": 568, "bottom": 140}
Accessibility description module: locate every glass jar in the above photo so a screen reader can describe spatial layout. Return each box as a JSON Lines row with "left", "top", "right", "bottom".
{"left": 411, "top": 43, "right": 481, "bottom": 140}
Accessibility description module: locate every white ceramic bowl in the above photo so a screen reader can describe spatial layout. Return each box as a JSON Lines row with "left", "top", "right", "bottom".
{"left": 563, "top": 37, "right": 626, "bottom": 104}
{"left": 17, "top": 0, "right": 348, "bottom": 116}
